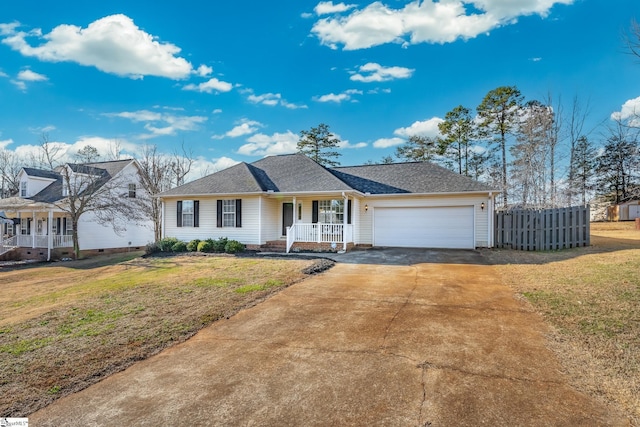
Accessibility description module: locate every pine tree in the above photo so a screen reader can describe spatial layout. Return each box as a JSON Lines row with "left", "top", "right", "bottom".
{"left": 297, "top": 123, "right": 341, "bottom": 167}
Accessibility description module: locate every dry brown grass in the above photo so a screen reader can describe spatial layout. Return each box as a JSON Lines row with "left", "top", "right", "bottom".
{"left": 0, "top": 253, "right": 320, "bottom": 417}
{"left": 486, "top": 221, "right": 640, "bottom": 425}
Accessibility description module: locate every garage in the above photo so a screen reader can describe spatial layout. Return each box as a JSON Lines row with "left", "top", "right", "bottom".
{"left": 373, "top": 206, "right": 475, "bottom": 249}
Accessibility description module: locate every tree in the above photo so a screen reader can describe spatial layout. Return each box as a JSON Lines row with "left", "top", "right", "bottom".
{"left": 477, "top": 86, "right": 524, "bottom": 207}
{"left": 395, "top": 135, "right": 440, "bottom": 162}
{"left": 32, "top": 133, "right": 64, "bottom": 170}
{"left": 438, "top": 105, "right": 475, "bottom": 176}
{"left": 595, "top": 121, "right": 640, "bottom": 205}
{"left": 75, "top": 145, "right": 101, "bottom": 163}
{"left": 170, "top": 142, "right": 195, "bottom": 187}
{"left": 565, "top": 96, "right": 591, "bottom": 206}
{"left": 510, "top": 100, "right": 555, "bottom": 208}
{"left": 0, "top": 149, "right": 23, "bottom": 198}
{"left": 135, "top": 144, "right": 174, "bottom": 242}
{"left": 297, "top": 123, "right": 341, "bottom": 167}
{"left": 571, "top": 136, "right": 596, "bottom": 205}
{"left": 627, "top": 19, "right": 640, "bottom": 60}
{"left": 55, "top": 153, "right": 142, "bottom": 259}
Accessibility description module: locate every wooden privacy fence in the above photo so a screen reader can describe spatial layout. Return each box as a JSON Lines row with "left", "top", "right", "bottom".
{"left": 495, "top": 206, "right": 590, "bottom": 250}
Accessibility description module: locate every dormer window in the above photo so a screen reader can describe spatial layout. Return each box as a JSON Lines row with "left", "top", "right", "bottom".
{"left": 62, "top": 184, "right": 69, "bottom": 197}
{"left": 128, "top": 183, "right": 136, "bottom": 198}
{"left": 20, "top": 181, "right": 27, "bottom": 197}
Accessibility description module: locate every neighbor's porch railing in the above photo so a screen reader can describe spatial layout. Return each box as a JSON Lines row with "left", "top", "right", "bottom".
{"left": 285, "top": 223, "right": 353, "bottom": 253}
{"left": 15, "top": 234, "right": 73, "bottom": 248}
{"left": 0, "top": 235, "right": 17, "bottom": 256}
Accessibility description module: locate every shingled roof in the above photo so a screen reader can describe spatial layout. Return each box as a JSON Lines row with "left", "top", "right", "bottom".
{"left": 20, "top": 160, "right": 135, "bottom": 204}
{"left": 160, "top": 153, "right": 495, "bottom": 197}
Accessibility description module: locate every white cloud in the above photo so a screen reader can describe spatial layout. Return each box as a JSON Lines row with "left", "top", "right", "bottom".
{"left": 0, "top": 138, "right": 13, "bottom": 149}
{"left": 350, "top": 62, "right": 414, "bottom": 82}
{"left": 1, "top": 15, "right": 193, "bottom": 79}
{"left": 11, "top": 136, "right": 140, "bottom": 163}
{"left": 0, "top": 70, "right": 9, "bottom": 78}
{"left": 10, "top": 80, "right": 27, "bottom": 91}
{"left": 311, "top": 0, "right": 573, "bottom": 50}
{"left": 183, "top": 77, "right": 233, "bottom": 93}
{"left": 214, "top": 119, "right": 263, "bottom": 139}
{"left": 611, "top": 96, "right": 640, "bottom": 123}
{"left": 246, "top": 91, "right": 307, "bottom": 109}
{"left": 237, "top": 131, "right": 299, "bottom": 156}
{"left": 338, "top": 140, "right": 367, "bottom": 149}
{"left": 530, "top": 57, "right": 542, "bottom": 62}
{"left": 17, "top": 69, "right": 48, "bottom": 81}
{"left": 315, "top": 89, "right": 362, "bottom": 103}
{"left": 373, "top": 137, "right": 405, "bottom": 148}
{"left": 393, "top": 117, "right": 443, "bottom": 138}
{"left": 212, "top": 109, "right": 223, "bottom": 114}
{"left": 315, "top": 1, "right": 357, "bottom": 15}
{"left": 189, "top": 156, "right": 239, "bottom": 178}
{"left": 104, "top": 110, "right": 207, "bottom": 138}
{"left": 195, "top": 64, "right": 213, "bottom": 77}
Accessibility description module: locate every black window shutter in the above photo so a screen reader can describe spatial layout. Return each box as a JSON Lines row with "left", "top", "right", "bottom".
{"left": 62, "top": 218, "right": 66, "bottom": 235}
{"left": 177, "top": 201, "right": 183, "bottom": 227}
{"left": 57, "top": 217, "right": 61, "bottom": 235}
{"left": 347, "top": 199, "right": 352, "bottom": 225}
{"left": 235, "top": 199, "right": 242, "bottom": 228}
{"left": 194, "top": 201, "right": 200, "bottom": 228}
{"left": 312, "top": 200, "right": 319, "bottom": 223}
{"left": 216, "top": 200, "right": 223, "bottom": 228}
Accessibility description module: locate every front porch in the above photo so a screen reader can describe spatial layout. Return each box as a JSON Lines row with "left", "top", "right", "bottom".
{"left": 284, "top": 223, "right": 353, "bottom": 253}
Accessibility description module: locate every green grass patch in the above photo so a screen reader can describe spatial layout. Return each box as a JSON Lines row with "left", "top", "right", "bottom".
{"left": 190, "top": 277, "right": 241, "bottom": 288}
{"left": 235, "top": 279, "right": 284, "bottom": 294}
{"left": 0, "top": 337, "right": 53, "bottom": 355}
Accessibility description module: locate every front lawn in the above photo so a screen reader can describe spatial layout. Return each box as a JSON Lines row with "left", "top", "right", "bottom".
{"left": 486, "top": 221, "right": 640, "bottom": 424}
{"left": 0, "top": 253, "right": 321, "bottom": 417}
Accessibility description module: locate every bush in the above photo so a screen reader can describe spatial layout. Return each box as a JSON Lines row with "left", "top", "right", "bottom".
{"left": 197, "top": 240, "right": 214, "bottom": 253}
{"left": 186, "top": 239, "right": 200, "bottom": 252}
{"left": 224, "top": 240, "right": 245, "bottom": 254}
{"left": 145, "top": 242, "right": 160, "bottom": 255}
{"left": 172, "top": 241, "right": 187, "bottom": 252}
{"left": 157, "top": 237, "right": 180, "bottom": 252}
{"left": 212, "top": 237, "right": 228, "bottom": 253}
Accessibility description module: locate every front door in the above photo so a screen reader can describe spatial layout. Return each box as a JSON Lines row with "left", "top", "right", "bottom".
{"left": 282, "top": 203, "right": 293, "bottom": 236}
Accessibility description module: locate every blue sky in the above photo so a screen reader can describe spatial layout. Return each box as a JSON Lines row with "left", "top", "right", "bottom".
{"left": 1, "top": 0, "right": 639, "bottom": 177}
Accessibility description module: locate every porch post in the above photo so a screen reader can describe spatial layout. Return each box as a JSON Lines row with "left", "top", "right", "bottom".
{"left": 47, "top": 209, "right": 53, "bottom": 261}
{"left": 32, "top": 211, "right": 36, "bottom": 248}
{"left": 292, "top": 197, "right": 297, "bottom": 226}
{"left": 342, "top": 194, "right": 348, "bottom": 252}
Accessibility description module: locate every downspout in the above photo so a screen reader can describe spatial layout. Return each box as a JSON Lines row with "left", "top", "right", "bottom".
{"left": 258, "top": 196, "right": 262, "bottom": 246}
{"left": 160, "top": 199, "right": 165, "bottom": 240}
{"left": 487, "top": 192, "right": 495, "bottom": 248}
{"left": 342, "top": 192, "right": 347, "bottom": 252}
{"left": 32, "top": 211, "right": 35, "bottom": 249}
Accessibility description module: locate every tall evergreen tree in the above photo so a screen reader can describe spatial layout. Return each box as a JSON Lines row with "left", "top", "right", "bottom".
{"left": 395, "top": 135, "right": 440, "bottom": 162}
{"left": 595, "top": 122, "right": 640, "bottom": 204}
{"left": 438, "top": 105, "right": 475, "bottom": 176}
{"left": 477, "top": 86, "right": 524, "bottom": 207}
{"left": 571, "top": 136, "right": 596, "bottom": 206}
{"left": 297, "top": 123, "right": 341, "bottom": 167}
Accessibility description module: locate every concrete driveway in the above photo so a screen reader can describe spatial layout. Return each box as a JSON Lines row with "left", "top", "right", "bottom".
{"left": 30, "top": 249, "right": 626, "bottom": 426}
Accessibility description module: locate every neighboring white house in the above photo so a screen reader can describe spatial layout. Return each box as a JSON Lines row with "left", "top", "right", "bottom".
{"left": 0, "top": 159, "right": 154, "bottom": 260}
{"left": 159, "top": 154, "right": 498, "bottom": 252}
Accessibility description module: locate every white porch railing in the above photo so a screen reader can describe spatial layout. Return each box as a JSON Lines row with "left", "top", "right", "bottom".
{"left": 0, "top": 236, "right": 17, "bottom": 256}
{"left": 285, "top": 223, "right": 353, "bottom": 253}
{"left": 14, "top": 234, "right": 73, "bottom": 248}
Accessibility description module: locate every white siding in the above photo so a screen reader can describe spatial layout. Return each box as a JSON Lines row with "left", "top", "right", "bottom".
{"left": 356, "top": 194, "right": 492, "bottom": 248}
{"left": 163, "top": 196, "right": 262, "bottom": 245}
{"left": 78, "top": 213, "right": 153, "bottom": 250}
{"left": 260, "top": 197, "right": 280, "bottom": 242}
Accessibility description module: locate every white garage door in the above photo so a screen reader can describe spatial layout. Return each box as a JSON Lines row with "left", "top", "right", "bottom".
{"left": 374, "top": 206, "right": 475, "bottom": 249}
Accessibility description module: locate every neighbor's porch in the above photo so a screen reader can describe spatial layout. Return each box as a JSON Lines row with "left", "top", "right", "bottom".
{"left": 0, "top": 208, "right": 73, "bottom": 259}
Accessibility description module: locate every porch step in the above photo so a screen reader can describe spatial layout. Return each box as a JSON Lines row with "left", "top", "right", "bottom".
{"left": 260, "top": 240, "right": 287, "bottom": 253}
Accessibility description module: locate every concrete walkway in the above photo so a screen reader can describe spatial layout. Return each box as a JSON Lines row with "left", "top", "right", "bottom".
{"left": 30, "top": 250, "right": 626, "bottom": 426}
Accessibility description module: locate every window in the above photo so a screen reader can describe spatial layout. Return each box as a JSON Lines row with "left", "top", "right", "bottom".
{"left": 66, "top": 217, "right": 73, "bottom": 234}
{"left": 128, "top": 183, "right": 136, "bottom": 198}
{"left": 52, "top": 219, "right": 57, "bottom": 235}
{"left": 298, "top": 203, "right": 303, "bottom": 221}
{"left": 62, "top": 184, "right": 69, "bottom": 197}
{"left": 37, "top": 220, "right": 43, "bottom": 235}
{"left": 318, "top": 199, "right": 344, "bottom": 224}
{"left": 222, "top": 200, "right": 235, "bottom": 227}
{"left": 21, "top": 218, "right": 29, "bottom": 235}
{"left": 177, "top": 200, "right": 199, "bottom": 228}
{"left": 182, "top": 200, "right": 194, "bottom": 227}
{"left": 20, "top": 181, "right": 27, "bottom": 197}
{"left": 216, "top": 199, "right": 241, "bottom": 228}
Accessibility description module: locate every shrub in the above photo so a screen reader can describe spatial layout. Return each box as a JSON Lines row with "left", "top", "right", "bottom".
{"left": 145, "top": 242, "right": 160, "bottom": 255}
{"left": 172, "top": 241, "right": 187, "bottom": 252}
{"left": 212, "top": 237, "right": 228, "bottom": 253}
{"left": 197, "top": 240, "right": 214, "bottom": 253}
{"left": 157, "top": 237, "right": 180, "bottom": 252}
{"left": 186, "top": 239, "right": 200, "bottom": 252}
{"left": 224, "top": 240, "right": 245, "bottom": 254}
